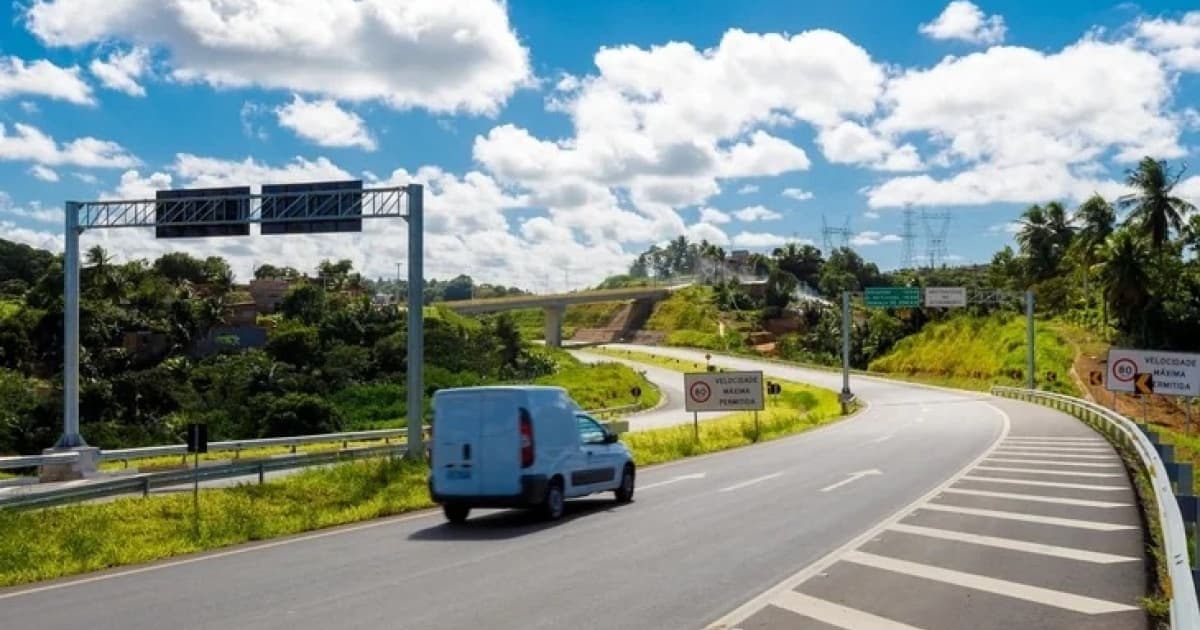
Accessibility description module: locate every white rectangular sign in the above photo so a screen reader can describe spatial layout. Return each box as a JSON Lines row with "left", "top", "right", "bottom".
{"left": 684, "top": 371, "right": 764, "bottom": 412}
{"left": 1105, "top": 347, "right": 1200, "bottom": 396}
{"left": 924, "top": 287, "right": 967, "bottom": 308}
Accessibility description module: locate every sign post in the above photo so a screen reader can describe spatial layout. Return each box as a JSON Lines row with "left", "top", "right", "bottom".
{"left": 186, "top": 423, "right": 208, "bottom": 538}
{"left": 841, "top": 292, "right": 852, "bottom": 410}
{"left": 924, "top": 287, "right": 967, "bottom": 308}
{"left": 685, "top": 371, "right": 765, "bottom": 441}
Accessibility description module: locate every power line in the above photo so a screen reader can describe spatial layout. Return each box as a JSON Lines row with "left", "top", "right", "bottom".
{"left": 822, "top": 215, "right": 852, "bottom": 254}
{"left": 900, "top": 203, "right": 917, "bottom": 270}
{"left": 921, "top": 210, "right": 952, "bottom": 269}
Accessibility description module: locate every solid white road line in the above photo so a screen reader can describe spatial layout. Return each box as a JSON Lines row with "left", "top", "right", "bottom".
{"left": 973, "top": 466, "right": 1121, "bottom": 478}
{"left": 997, "top": 445, "right": 1111, "bottom": 453}
{"left": 718, "top": 472, "right": 783, "bottom": 493}
{"left": 942, "top": 488, "right": 1130, "bottom": 508}
{"left": 886, "top": 523, "right": 1139, "bottom": 564}
{"left": 770, "top": 591, "right": 926, "bottom": 630}
{"left": 916, "top": 503, "right": 1136, "bottom": 531}
{"left": 992, "top": 450, "right": 1116, "bottom": 460}
{"left": 844, "top": 551, "right": 1138, "bottom": 614}
{"left": 1003, "top": 440, "right": 1107, "bottom": 447}
{"left": 638, "top": 472, "right": 706, "bottom": 491}
{"left": 1006, "top": 436, "right": 1106, "bottom": 441}
{"left": 960, "top": 476, "right": 1126, "bottom": 491}
{"left": 986, "top": 457, "right": 1121, "bottom": 468}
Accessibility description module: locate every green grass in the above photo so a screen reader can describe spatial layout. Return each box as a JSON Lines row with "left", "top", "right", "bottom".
{"left": 536, "top": 350, "right": 661, "bottom": 411}
{"left": 96, "top": 440, "right": 399, "bottom": 472}
{"left": 0, "top": 457, "right": 432, "bottom": 587}
{"left": 582, "top": 347, "right": 848, "bottom": 465}
{"left": 868, "top": 315, "right": 1078, "bottom": 395}
{"left": 646, "top": 286, "right": 721, "bottom": 333}
{"left": 501, "top": 302, "right": 628, "bottom": 340}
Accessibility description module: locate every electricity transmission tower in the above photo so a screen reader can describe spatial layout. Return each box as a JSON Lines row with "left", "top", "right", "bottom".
{"left": 822, "top": 215, "right": 852, "bottom": 254}
{"left": 922, "top": 210, "right": 952, "bottom": 269}
{"left": 900, "top": 204, "right": 918, "bottom": 270}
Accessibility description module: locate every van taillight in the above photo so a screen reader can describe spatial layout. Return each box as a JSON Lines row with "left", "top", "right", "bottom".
{"left": 519, "top": 409, "right": 534, "bottom": 468}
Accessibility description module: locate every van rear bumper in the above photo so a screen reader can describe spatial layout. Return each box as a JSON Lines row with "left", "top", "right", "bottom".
{"left": 429, "top": 474, "right": 549, "bottom": 508}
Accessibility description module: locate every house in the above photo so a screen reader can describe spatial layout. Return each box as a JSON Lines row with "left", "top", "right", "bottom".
{"left": 223, "top": 301, "right": 259, "bottom": 327}
{"left": 248, "top": 278, "right": 295, "bottom": 313}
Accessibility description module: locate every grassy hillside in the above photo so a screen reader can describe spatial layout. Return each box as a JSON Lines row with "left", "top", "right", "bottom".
{"left": 505, "top": 301, "right": 627, "bottom": 340}
{"left": 534, "top": 349, "right": 660, "bottom": 410}
{"left": 868, "top": 315, "right": 1077, "bottom": 394}
{"left": 643, "top": 286, "right": 745, "bottom": 349}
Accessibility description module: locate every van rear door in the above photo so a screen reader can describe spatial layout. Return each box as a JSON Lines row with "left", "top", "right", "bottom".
{"left": 478, "top": 390, "right": 522, "bottom": 496}
{"left": 432, "top": 391, "right": 483, "bottom": 496}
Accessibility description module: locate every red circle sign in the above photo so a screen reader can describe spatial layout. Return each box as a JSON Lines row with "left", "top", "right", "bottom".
{"left": 1111, "top": 358, "right": 1137, "bottom": 382}
{"left": 689, "top": 381, "right": 712, "bottom": 403}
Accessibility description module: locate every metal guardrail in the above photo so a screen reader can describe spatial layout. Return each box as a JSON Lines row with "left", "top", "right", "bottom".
{"left": 99, "top": 428, "right": 411, "bottom": 465}
{"left": 0, "top": 444, "right": 407, "bottom": 510}
{"left": 992, "top": 386, "right": 1200, "bottom": 628}
{"left": 0, "top": 452, "right": 80, "bottom": 470}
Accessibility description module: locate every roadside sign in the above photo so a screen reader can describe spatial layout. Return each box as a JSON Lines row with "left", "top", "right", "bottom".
{"left": 1105, "top": 348, "right": 1200, "bottom": 397}
{"left": 925, "top": 287, "right": 967, "bottom": 308}
{"left": 684, "top": 371, "right": 764, "bottom": 412}
{"left": 186, "top": 423, "right": 208, "bottom": 454}
{"left": 1088, "top": 370, "right": 1102, "bottom": 386}
{"left": 864, "top": 287, "right": 921, "bottom": 308}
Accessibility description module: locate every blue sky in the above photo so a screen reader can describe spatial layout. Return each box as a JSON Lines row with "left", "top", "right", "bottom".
{"left": 1, "top": 0, "right": 1198, "bottom": 289}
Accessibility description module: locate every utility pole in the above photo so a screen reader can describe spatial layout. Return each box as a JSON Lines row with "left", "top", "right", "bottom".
{"left": 841, "top": 291, "right": 852, "bottom": 411}
{"left": 395, "top": 262, "right": 402, "bottom": 304}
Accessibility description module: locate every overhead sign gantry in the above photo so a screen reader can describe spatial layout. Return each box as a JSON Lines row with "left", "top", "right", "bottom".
{"left": 52, "top": 182, "right": 425, "bottom": 473}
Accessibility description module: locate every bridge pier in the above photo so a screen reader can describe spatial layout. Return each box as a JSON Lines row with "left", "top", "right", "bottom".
{"left": 544, "top": 304, "right": 566, "bottom": 348}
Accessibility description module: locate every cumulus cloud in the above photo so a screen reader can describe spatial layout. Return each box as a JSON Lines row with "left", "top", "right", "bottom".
{"left": 781, "top": 188, "right": 814, "bottom": 201}
{"left": 25, "top": 0, "right": 532, "bottom": 114}
{"left": 275, "top": 95, "right": 376, "bottom": 150}
{"left": 0, "top": 55, "right": 92, "bottom": 104}
{"left": 816, "top": 121, "right": 923, "bottom": 171}
{"left": 863, "top": 210, "right": 881, "bottom": 220}
{"left": 29, "top": 165, "right": 59, "bottom": 182}
{"left": 850, "top": 231, "right": 902, "bottom": 246}
{"left": 919, "top": 1, "right": 1006, "bottom": 45}
{"left": 988, "top": 222, "right": 1023, "bottom": 235}
{"left": 733, "top": 205, "right": 783, "bottom": 222}
{"left": 698, "top": 207, "right": 731, "bottom": 224}
{"left": 731, "top": 232, "right": 789, "bottom": 247}
{"left": 89, "top": 46, "right": 150, "bottom": 96}
{"left": 2, "top": 200, "right": 63, "bottom": 224}
{"left": 0, "top": 122, "right": 137, "bottom": 168}
{"left": 866, "top": 162, "right": 1130, "bottom": 208}
{"left": 1136, "top": 11, "right": 1200, "bottom": 72}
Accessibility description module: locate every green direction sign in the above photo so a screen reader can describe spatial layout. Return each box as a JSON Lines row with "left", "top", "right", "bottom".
{"left": 864, "top": 286, "right": 921, "bottom": 308}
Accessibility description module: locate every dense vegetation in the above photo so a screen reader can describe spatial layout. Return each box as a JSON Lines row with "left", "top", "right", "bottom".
{"left": 0, "top": 250, "right": 651, "bottom": 455}
{"left": 618, "top": 156, "right": 1199, "bottom": 383}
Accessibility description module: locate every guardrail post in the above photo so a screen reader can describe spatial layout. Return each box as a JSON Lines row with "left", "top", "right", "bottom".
{"left": 141, "top": 476, "right": 150, "bottom": 498}
{"left": 290, "top": 444, "right": 297, "bottom": 454}
{"left": 258, "top": 461, "right": 265, "bottom": 485}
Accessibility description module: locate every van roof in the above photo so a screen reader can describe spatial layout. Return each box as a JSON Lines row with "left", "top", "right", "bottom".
{"left": 433, "top": 385, "right": 566, "bottom": 395}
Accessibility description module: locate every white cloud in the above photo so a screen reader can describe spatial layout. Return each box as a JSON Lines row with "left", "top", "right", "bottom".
{"left": 240, "top": 102, "right": 270, "bottom": 140}
{"left": 863, "top": 210, "right": 881, "bottom": 220}
{"left": 988, "top": 222, "right": 1023, "bottom": 235}
{"left": 731, "top": 231, "right": 789, "bottom": 247}
{"left": 816, "top": 120, "right": 923, "bottom": 171}
{"left": 781, "top": 187, "right": 814, "bottom": 201}
{"left": 737, "top": 184, "right": 759, "bottom": 194}
{"left": 866, "top": 162, "right": 1131, "bottom": 208}
{"left": 29, "top": 164, "right": 59, "bottom": 182}
{"left": 2, "top": 200, "right": 63, "bottom": 224}
{"left": 0, "top": 220, "right": 64, "bottom": 251}
{"left": 698, "top": 207, "right": 731, "bottom": 224}
{"left": 103, "top": 169, "right": 173, "bottom": 199}
{"left": 1178, "top": 176, "right": 1200, "bottom": 207}
{"left": 919, "top": 1, "right": 1006, "bottom": 45}
{"left": 72, "top": 172, "right": 99, "bottom": 184}
{"left": 733, "top": 205, "right": 782, "bottom": 222}
{"left": 1136, "top": 11, "right": 1200, "bottom": 72}
{"left": 173, "top": 154, "right": 351, "bottom": 189}
{"left": 879, "top": 40, "right": 1181, "bottom": 168}
{"left": 20, "top": 101, "right": 39, "bottom": 114}
{"left": 0, "top": 55, "right": 93, "bottom": 104}
{"left": 0, "top": 122, "right": 138, "bottom": 168}
{"left": 851, "top": 231, "right": 902, "bottom": 246}
{"left": 687, "top": 222, "right": 730, "bottom": 246}
{"left": 718, "top": 131, "right": 810, "bottom": 177}
{"left": 25, "top": 0, "right": 532, "bottom": 115}
{"left": 275, "top": 95, "right": 376, "bottom": 150}
{"left": 89, "top": 46, "right": 150, "bottom": 96}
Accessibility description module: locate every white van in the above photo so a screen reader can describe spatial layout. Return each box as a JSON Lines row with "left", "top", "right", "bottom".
{"left": 429, "top": 385, "right": 636, "bottom": 523}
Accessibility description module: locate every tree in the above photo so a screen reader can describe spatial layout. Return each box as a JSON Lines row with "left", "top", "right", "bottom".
{"left": 764, "top": 269, "right": 798, "bottom": 310}
{"left": 265, "top": 323, "right": 321, "bottom": 368}
{"left": 1074, "top": 194, "right": 1116, "bottom": 300}
{"left": 1099, "top": 229, "right": 1153, "bottom": 343}
{"left": 153, "top": 252, "right": 207, "bottom": 284}
{"left": 254, "top": 264, "right": 282, "bottom": 279}
{"left": 772, "top": 243, "right": 823, "bottom": 289}
{"left": 260, "top": 393, "right": 343, "bottom": 437}
{"left": 279, "top": 283, "right": 328, "bottom": 325}
{"left": 442, "top": 275, "right": 475, "bottom": 301}
{"left": 1016, "top": 203, "right": 1073, "bottom": 281}
{"left": 1118, "top": 157, "right": 1196, "bottom": 251}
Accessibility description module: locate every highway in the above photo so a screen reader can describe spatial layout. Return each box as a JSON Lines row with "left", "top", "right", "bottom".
{"left": 0, "top": 347, "right": 1148, "bottom": 630}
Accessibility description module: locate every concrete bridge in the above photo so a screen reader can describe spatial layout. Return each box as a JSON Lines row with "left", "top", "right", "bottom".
{"left": 441, "top": 285, "right": 677, "bottom": 347}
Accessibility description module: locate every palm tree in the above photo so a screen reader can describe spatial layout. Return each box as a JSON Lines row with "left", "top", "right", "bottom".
{"left": 1098, "top": 229, "right": 1153, "bottom": 343}
{"left": 1117, "top": 157, "right": 1196, "bottom": 251}
{"left": 1073, "top": 194, "right": 1115, "bottom": 302}
{"left": 1017, "top": 204, "right": 1055, "bottom": 280}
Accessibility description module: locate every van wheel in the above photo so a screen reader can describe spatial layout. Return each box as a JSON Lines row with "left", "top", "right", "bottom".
{"left": 539, "top": 479, "right": 565, "bottom": 521}
{"left": 443, "top": 503, "right": 470, "bottom": 524}
{"left": 614, "top": 465, "right": 635, "bottom": 503}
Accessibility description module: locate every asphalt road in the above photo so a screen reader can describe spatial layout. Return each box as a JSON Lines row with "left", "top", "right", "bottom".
{"left": 571, "top": 349, "right": 692, "bottom": 431}
{"left": 0, "top": 348, "right": 1146, "bottom": 630}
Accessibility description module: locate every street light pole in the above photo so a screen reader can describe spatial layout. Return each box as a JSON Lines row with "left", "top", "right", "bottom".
{"left": 405, "top": 185, "right": 425, "bottom": 459}
{"left": 58, "top": 202, "right": 85, "bottom": 448}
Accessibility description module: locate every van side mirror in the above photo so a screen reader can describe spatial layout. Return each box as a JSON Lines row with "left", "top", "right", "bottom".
{"left": 602, "top": 431, "right": 619, "bottom": 444}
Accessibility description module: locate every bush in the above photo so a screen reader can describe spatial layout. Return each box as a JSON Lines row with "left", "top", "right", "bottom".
{"left": 261, "top": 393, "right": 344, "bottom": 437}
{"left": 266, "top": 323, "right": 321, "bottom": 368}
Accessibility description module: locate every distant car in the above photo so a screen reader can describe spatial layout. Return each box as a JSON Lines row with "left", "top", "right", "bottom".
{"left": 429, "top": 385, "right": 636, "bottom": 523}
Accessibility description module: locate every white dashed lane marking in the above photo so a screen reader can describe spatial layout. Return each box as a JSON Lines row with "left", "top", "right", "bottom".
{"left": 886, "top": 523, "right": 1139, "bottom": 564}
